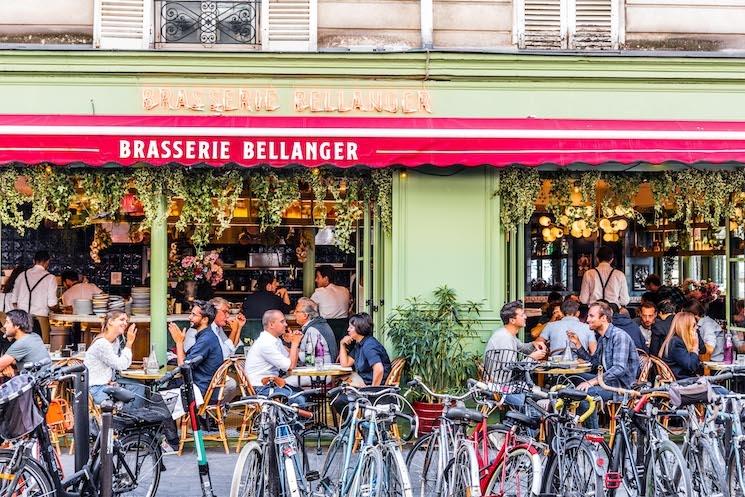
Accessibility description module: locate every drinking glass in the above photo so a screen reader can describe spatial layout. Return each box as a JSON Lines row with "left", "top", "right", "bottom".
{"left": 77, "top": 343, "right": 86, "bottom": 354}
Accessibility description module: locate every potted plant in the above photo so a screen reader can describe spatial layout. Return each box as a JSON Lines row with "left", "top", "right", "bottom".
{"left": 385, "top": 286, "right": 481, "bottom": 433}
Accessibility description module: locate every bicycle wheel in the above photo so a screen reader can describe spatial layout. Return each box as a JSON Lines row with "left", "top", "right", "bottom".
{"left": 406, "top": 433, "right": 446, "bottom": 497}
{"left": 382, "top": 446, "right": 413, "bottom": 497}
{"left": 0, "top": 448, "right": 55, "bottom": 497}
{"left": 449, "top": 443, "right": 481, "bottom": 497}
{"left": 686, "top": 437, "right": 727, "bottom": 497}
{"left": 648, "top": 440, "right": 692, "bottom": 497}
{"left": 230, "top": 442, "right": 264, "bottom": 497}
{"left": 542, "top": 439, "right": 603, "bottom": 497}
{"left": 113, "top": 433, "right": 161, "bottom": 497}
{"left": 486, "top": 447, "right": 541, "bottom": 497}
{"left": 348, "top": 445, "right": 384, "bottom": 497}
{"left": 320, "top": 433, "right": 351, "bottom": 493}
{"left": 727, "top": 443, "right": 745, "bottom": 497}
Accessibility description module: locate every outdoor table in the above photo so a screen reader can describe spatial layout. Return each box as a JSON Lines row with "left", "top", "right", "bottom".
{"left": 703, "top": 361, "right": 745, "bottom": 391}
{"left": 534, "top": 361, "right": 592, "bottom": 387}
{"left": 289, "top": 364, "right": 352, "bottom": 454}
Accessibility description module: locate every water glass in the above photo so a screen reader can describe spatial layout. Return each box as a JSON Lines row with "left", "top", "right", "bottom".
{"left": 77, "top": 343, "right": 86, "bottom": 354}
{"left": 737, "top": 354, "right": 745, "bottom": 366}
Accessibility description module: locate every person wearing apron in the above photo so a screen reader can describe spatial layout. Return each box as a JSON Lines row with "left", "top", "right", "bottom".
{"left": 10, "top": 251, "right": 58, "bottom": 343}
{"left": 579, "top": 245, "right": 630, "bottom": 307}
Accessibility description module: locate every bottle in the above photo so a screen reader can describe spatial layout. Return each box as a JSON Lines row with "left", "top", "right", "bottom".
{"left": 305, "top": 338, "right": 315, "bottom": 367}
{"left": 315, "top": 339, "right": 326, "bottom": 368}
{"left": 146, "top": 345, "right": 159, "bottom": 374}
{"left": 724, "top": 332, "right": 734, "bottom": 364}
{"left": 562, "top": 341, "right": 574, "bottom": 362}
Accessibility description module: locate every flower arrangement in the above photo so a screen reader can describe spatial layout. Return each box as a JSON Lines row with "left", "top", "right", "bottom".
{"left": 169, "top": 247, "right": 224, "bottom": 286}
{"left": 680, "top": 278, "right": 721, "bottom": 304}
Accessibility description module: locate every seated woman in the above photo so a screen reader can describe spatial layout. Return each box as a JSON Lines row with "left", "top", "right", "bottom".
{"left": 84, "top": 310, "right": 140, "bottom": 405}
{"left": 658, "top": 311, "right": 706, "bottom": 380}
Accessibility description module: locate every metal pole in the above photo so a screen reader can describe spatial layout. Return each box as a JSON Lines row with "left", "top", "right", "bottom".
{"left": 99, "top": 402, "right": 114, "bottom": 497}
{"left": 73, "top": 367, "right": 90, "bottom": 471}
{"left": 150, "top": 193, "right": 169, "bottom": 364}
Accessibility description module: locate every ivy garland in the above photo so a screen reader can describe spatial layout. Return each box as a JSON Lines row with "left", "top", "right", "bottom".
{"left": 0, "top": 168, "right": 31, "bottom": 233}
{"left": 667, "top": 169, "right": 739, "bottom": 229}
{"left": 600, "top": 173, "right": 646, "bottom": 225}
{"left": 329, "top": 177, "right": 363, "bottom": 253}
{"left": 372, "top": 169, "right": 393, "bottom": 236}
{"left": 645, "top": 173, "right": 676, "bottom": 222}
{"left": 306, "top": 169, "right": 329, "bottom": 228}
{"left": 495, "top": 168, "right": 541, "bottom": 233}
{"left": 76, "top": 169, "right": 128, "bottom": 224}
{"left": 252, "top": 171, "right": 301, "bottom": 232}
{"left": 132, "top": 168, "right": 169, "bottom": 233}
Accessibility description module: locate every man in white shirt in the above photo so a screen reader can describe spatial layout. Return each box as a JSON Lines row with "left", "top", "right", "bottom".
{"left": 311, "top": 265, "right": 351, "bottom": 345}
{"left": 11, "top": 251, "right": 58, "bottom": 342}
{"left": 244, "top": 309, "right": 302, "bottom": 395}
{"left": 60, "top": 270, "right": 102, "bottom": 307}
{"left": 579, "top": 246, "right": 630, "bottom": 307}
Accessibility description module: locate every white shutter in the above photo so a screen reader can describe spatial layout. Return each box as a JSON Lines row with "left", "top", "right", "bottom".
{"left": 93, "top": 0, "right": 152, "bottom": 49}
{"left": 261, "top": 0, "right": 317, "bottom": 51}
{"left": 516, "top": 0, "right": 566, "bottom": 49}
{"left": 570, "top": 0, "right": 618, "bottom": 49}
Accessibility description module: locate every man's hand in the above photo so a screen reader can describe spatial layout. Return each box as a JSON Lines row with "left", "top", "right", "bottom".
{"left": 529, "top": 349, "right": 546, "bottom": 361}
{"left": 168, "top": 322, "right": 186, "bottom": 345}
{"left": 276, "top": 288, "right": 289, "bottom": 299}
{"left": 288, "top": 330, "right": 303, "bottom": 347}
{"left": 229, "top": 313, "right": 246, "bottom": 332}
{"left": 566, "top": 331, "right": 582, "bottom": 349}
{"left": 125, "top": 324, "right": 137, "bottom": 347}
{"left": 340, "top": 336, "right": 354, "bottom": 347}
{"left": 577, "top": 381, "right": 592, "bottom": 392}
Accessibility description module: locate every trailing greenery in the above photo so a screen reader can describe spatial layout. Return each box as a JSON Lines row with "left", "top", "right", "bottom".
{"left": 599, "top": 173, "right": 645, "bottom": 224}
{"left": 385, "top": 286, "right": 481, "bottom": 401}
{"left": 252, "top": 171, "right": 301, "bottom": 232}
{"left": 372, "top": 169, "right": 393, "bottom": 236}
{"left": 495, "top": 168, "right": 541, "bottom": 233}
{"left": 667, "top": 169, "right": 739, "bottom": 229}
{"left": 328, "top": 177, "right": 363, "bottom": 253}
{"left": 131, "top": 167, "right": 169, "bottom": 233}
{"left": 306, "top": 169, "right": 329, "bottom": 228}
{"left": 0, "top": 168, "right": 33, "bottom": 233}
{"left": 76, "top": 169, "right": 128, "bottom": 225}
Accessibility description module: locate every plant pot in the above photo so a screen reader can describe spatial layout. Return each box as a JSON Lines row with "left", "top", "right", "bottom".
{"left": 413, "top": 400, "right": 443, "bottom": 434}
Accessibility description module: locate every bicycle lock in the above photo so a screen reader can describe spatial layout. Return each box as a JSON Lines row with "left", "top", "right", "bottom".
{"left": 73, "top": 365, "right": 90, "bottom": 471}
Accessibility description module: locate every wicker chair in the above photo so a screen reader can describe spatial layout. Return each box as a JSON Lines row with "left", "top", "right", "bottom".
{"left": 178, "top": 357, "right": 249, "bottom": 455}
{"left": 233, "top": 357, "right": 259, "bottom": 452}
{"left": 385, "top": 357, "right": 406, "bottom": 387}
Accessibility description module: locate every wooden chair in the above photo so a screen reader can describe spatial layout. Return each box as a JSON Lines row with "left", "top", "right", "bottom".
{"left": 178, "top": 357, "right": 249, "bottom": 455}
{"left": 233, "top": 357, "right": 259, "bottom": 452}
{"left": 385, "top": 357, "right": 406, "bottom": 387}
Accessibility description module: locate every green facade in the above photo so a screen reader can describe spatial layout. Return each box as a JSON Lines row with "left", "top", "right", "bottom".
{"left": 2, "top": 50, "right": 745, "bottom": 352}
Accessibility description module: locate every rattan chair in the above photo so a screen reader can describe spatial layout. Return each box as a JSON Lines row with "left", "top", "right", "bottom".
{"left": 385, "top": 357, "right": 406, "bottom": 387}
{"left": 233, "top": 357, "right": 259, "bottom": 452}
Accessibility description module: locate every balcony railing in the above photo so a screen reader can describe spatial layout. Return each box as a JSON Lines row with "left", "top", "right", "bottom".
{"left": 156, "top": 0, "right": 261, "bottom": 46}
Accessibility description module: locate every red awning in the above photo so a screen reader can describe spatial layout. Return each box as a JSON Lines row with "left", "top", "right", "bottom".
{"left": 1, "top": 114, "right": 745, "bottom": 167}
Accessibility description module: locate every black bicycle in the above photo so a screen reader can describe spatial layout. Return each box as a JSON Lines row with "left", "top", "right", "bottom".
{"left": 0, "top": 360, "right": 166, "bottom": 497}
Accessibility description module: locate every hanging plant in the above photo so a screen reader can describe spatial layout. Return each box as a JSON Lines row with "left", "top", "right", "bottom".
{"left": 600, "top": 173, "right": 646, "bottom": 225}
{"left": 494, "top": 168, "right": 541, "bottom": 234}
{"left": 646, "top": 172, "right": 676, "bottom": 222}
{"left": 668, "top": 170, "right": 736, "bottom": 229}
{"left": 215, "top": 170, "right": 243, "bottom": 238}
{"left": 545, "top": 172, "right": 600, "bottom": 236}
{"left": 372, "top": 169, "right": 393, "bottom": 236}
{"left": 329, "top": 177, "right": 363, "bottom": 253}
{"left": 76, "top": 169, "right": 128, "bottom": 223}
{"left": 0, "top": 168, "right": 32, "bottom": 233}
{"left": 132, "top": 167, "right": 169, "bottom": 232}
{"left": 252, "top": 171, "right": 300, "bottom": 232}
{"left": 305, "top": 169, "right": 329, "bottom": 228}
{"left": 90, "top": 224, "right": 112, "bottom": 264}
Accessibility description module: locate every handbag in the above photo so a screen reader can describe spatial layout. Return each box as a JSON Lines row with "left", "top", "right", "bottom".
{"left": 669, "top": 378, "right": 717, "bottom": 407}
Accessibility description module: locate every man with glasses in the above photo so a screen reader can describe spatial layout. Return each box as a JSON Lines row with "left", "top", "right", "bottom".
{"left": 287, "top": 298, "right": 337, "bottom": 387}
{"left": 184, "top": 297, "right": 245, "bottom": 360}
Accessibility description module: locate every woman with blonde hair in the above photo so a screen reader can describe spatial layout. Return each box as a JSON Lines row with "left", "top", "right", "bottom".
{"left": 658, "top": 311, "right": 706, "bottom": 380}
{"left": 84, "top": 310, "right": 138, "bottom": 405}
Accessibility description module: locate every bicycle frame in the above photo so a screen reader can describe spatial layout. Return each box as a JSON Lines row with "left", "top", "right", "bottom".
{"left": 718, "top": 394, "right": 745, "bottom": 489}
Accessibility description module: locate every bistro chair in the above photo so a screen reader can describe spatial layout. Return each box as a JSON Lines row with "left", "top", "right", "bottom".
{"left": 178, "top": 357, "right": 249, "bottom": 455}
{"left": 385, "top": 357, "right": 406, "bottom": 440}
{"left": 233, "top": 357, "right": 259, "bottom": 452}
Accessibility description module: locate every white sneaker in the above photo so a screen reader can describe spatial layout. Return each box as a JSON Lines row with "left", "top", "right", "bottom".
{"left": 161, "top": 440, "right": 178, "bottom": 456}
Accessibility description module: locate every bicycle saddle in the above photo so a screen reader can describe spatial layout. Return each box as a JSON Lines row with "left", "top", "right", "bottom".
{"left": 557, "top": 388, "right": 588, "bottom": 402}
{"left": 445, "top": 407, "right": 484, "bottom": 424}
{"left": 103, "top": 386, "right": 136, "bottom": 403}
{"left": 504, "top": 411, "right": 541, "bottom": 430}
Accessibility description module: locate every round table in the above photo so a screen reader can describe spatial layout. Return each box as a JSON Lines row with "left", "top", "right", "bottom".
{"left": 534, "top": 362, "right": 592, "bottom": 386}
{"left": 703, "top": 361, "right": 744, "bottom": 372}
{"left": 119, "top": 368, "right": 171, "bottom": 381}
{"left": 289, "top": 365, "right": 352, "bottom": 454}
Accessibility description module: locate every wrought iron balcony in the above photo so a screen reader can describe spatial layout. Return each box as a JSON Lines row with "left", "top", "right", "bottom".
{"left": 156, "top": 0, "right": 261, "bottom": 46}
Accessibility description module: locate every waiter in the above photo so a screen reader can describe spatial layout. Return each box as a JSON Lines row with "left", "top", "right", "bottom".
{"left": 579, "top": 246, "right": 630, "bottom": 307}
{"left": 11, "top": 250, "right": 58, "bottom": 342}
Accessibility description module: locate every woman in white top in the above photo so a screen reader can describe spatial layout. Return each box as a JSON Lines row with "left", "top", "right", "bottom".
{"left": 84, "top": 310, "right": 138, "bottom": 405}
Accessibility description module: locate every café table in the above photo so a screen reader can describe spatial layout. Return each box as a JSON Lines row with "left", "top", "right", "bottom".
{"left": 288, "top": 364, "right": 352, "bottom": 454}
{"left": 703, "top": 361, "right": 745, "bottom": 391}
{"left": 534, "top": 361, "right": 592, "bottom": 387}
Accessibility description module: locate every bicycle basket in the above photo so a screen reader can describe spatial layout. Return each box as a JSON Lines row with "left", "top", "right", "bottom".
{"left": 0, "top": 375, "right": 43, "bottom": 440}
{"left": 483, "top": 348, "right": 536, "bottom": 395}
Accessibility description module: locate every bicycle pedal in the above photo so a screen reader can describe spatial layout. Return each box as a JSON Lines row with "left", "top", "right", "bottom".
{"left": 305, "top": 471, "right": 320, "bottom": 482}
{"left": 604, "top": 471, "right": 622, "bottom": 490}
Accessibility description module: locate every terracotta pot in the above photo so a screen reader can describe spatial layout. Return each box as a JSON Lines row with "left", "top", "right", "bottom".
{"left": 413, "top": 400, "right": 443, "bottom": 434}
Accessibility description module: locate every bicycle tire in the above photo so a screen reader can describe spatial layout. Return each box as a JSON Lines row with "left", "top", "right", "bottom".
{"left": 449, "top": 443, "right": 481, "bottom": 497}
{"left": 542, "top": 438, "right": 603, "bottom": 497}
{"left": 686, "top": 436, "right": 728, "bottom": 497}
{"left": 320, "top": 432, "right": 351, "bottom": 493}
{"left": 406, "top": 433, "right": 446, "bottom": 497}
{"left": 348, "top": 445, "right": 384, "bottom": 497}
{"left": 231, "top": 442, "right": 264, "bottom": 497}
{"left": 113, "top": 432, "right": 162, "bottom": 497}
{"left": 0, "top": 448, "right": 55, "bottom": 497}
{"left": 382, "top": 446, "right": 414, "bottom": 497}
{"left": 486, "top": 446, "right": 541, "bottom": 497}
{"left": 647, "top": 439, "right": 692, "bottom": 497}
{"left": 727, "top": 443, "right": 745, "bottom": 497}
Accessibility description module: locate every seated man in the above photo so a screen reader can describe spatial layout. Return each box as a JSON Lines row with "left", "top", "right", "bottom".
{"left": 634, "top": 301, "right": 657, "bottom": 350}
{"left": 568, "top": 301, "right": 640, "bottom": 429}
{"left": 287, "top": 298, "right": 338, "bottom": 387}
{"left": 0, "top": 309, "right": 50, "bottom": 377}
{"left": 244, "top": 309, "right": 303, "bottom": 397}
{"left": 610, "top": 303, "right": 648, "bottom": 352}
{"left": 537, "top": 299, "right": 596, "bottom": 358}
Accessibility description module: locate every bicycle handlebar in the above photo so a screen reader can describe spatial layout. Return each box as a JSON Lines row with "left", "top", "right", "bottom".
{"left": 154, "top": 355, "right": 204, "bottom": 387}
{"left": 229, "top": 396, "right": 313, "bottom": 419}
{"left": 409, "top": 377, "right": 475, "bottom": 402}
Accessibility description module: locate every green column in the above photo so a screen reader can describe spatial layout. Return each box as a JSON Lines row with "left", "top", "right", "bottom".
{"left": 302, "top": 228, "right": 316, "bottom": 296}
{"left": 150, "top": 194, "right": 168, "bottom": 363}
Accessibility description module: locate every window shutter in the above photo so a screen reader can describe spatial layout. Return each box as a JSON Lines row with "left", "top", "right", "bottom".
{"left": 261, "top": 0, "right": 317, "bottom": 51}
{"left": 517, "top": 0, "right": 566, "bottom": 49}
{"left": 570, "top": 0, "right": 618, "bottom": 49}
{"left": 93, "top": 0, "right": 152, "bottom": 49}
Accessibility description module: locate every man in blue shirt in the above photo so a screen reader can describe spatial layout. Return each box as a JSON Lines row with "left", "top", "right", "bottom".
{"left": 168, "top": 300, "right": 223, "bottom": 395}
{"left": 568, "top": 301, "right": 640, "bottom": 428}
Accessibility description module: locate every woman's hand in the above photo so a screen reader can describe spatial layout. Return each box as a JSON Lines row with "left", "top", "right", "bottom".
{"left": 126, "top": 324, "right": 137, "bottom": 347}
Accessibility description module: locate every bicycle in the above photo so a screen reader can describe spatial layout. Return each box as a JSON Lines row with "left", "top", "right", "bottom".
{"left": 228, "top": 376, "right": 317, "bottom": 497}
{"left": 320, "top": 384, "right": 416, "bottom": 497}
{"left": 0, "top": 360, "right": 164, "bottom": 497}
{"left": 597, "top": 367, "right": 692, "bottom": 497}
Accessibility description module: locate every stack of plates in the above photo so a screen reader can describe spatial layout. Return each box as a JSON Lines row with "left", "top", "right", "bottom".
{"left": 108, "top": 295, "right": 125, "bottom": 312}
{"left": 73, "top": 299, "right": 93, "bottom": 315}
{"left": 92, "top": 294, "right": 109, "bottom": 316}
{"left": 131, "top": 287, "right": 150, "bottom": 316}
